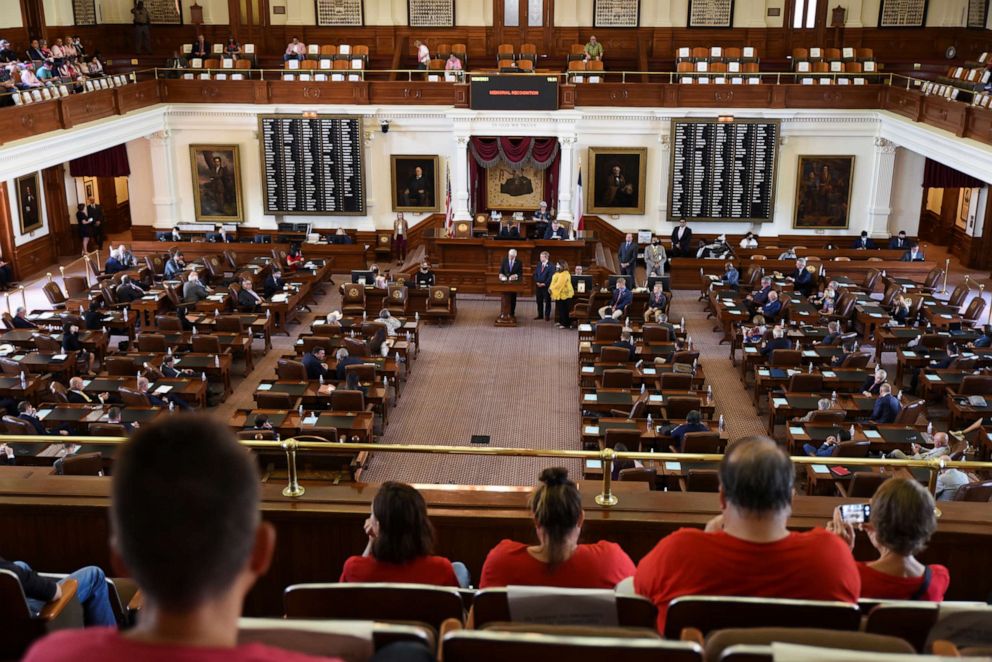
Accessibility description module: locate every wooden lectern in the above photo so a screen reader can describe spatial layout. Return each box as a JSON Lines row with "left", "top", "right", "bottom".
{"left": 487, "top": 279, "right": 528, "bottom": 326}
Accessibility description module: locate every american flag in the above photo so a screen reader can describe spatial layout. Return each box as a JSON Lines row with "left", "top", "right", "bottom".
{"left": 444, "top": 163, "right": 453, "bottom": 233}
{"left": 573, "top": 170, "right": 584, "bottom": 232}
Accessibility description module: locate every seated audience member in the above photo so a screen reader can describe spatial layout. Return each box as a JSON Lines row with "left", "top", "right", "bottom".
{"left": 890, "top": 294, "right": 912, "bottom": 325}
{"left": 18, "top": 63, "right": 42, "bottom": 88}
{"left": 612, "top": 330, "right": 636, "bottom": 362}
{"left": 669, "top": 410, "right": 708, "bottom": 452}
{"left": 935, "top": 465, "right": 971, "bottom": 501}
{"left": 777, "top": 247, "right": 798, "bottom": 260}
{"left": 787, "top": 258, "right": 813, "bottom": 297}
{"left": 340, "top": 481, "right": 466, "bottom": 586}
{"left": 191, "top": 34, "right": 210, "bottom": 58}
{"left": 83, "top": 301, "right": 103, "bottom": 330}
{"left": 870, "top": 384, "right": 901, "bottom": 424}
{"left": 67, "top": 376, "right": 107, "bottom": 404}
{"left": 888, "top": 431, "right": 950, "bottom": 461}
{"left": 760, "top": 326, "right": 790, "bottom": 356}
{"left": 224, "top": 36, "right": 241, "bottom": 60}
{"left": 263, "top": 267, "right": 286, "bottom": 298}
{"left": 334, "top": 347, "right": 363, "bottom": 381}
{"left": 25, "top": 39, "right": 44, "bottom": 62}
{"left": 414, "top": 261, "right": 435, "bottom": 288}
{"left": 2, "top": 552, "right": 114, "bottom": 629}
{"left": 889, "top": 231, "right": 911, "bottom": 250}
{"left": 862, "top": 368, "right": 888, "bottom": 396}
{"left": 325, "top": 310, "right": 343, "bottom": 327}
{"left": 284, "top": 36, "right": 306, "bottom": 62}
{"left": 165, "top": 49, "right": 187, "bottom": 71}
{"left": 644, "top": 283, "right": 668, "bottom": 323}
{"left": 237, "top": 279, "right": 263, "bottom": 312}
{"left": 584, "top": 35, "right": 604, "bottom": 61}
{"left": 163, "top": 250, "right": 186, "bottom": 280}
{"left": 12, "top": 306, "right": 37, "bottom": 329}
{"left": 852, "top": 231, "right": 874, "bottom": 249}
{"left": 333, "top": 228, "right": 353, "bottom": 244}
{"left": 827, "top": 477, "right": 948, "bottom": 601}
{"left": 797, "top": 398, "right": 836, "bottom": 423}
{"left": 0, "top": 39, "right": 15, "bottom": 62}
{"left": 182, "top": 272, "right": 210, "bottom": 304}
{"left": 598, "top": 278, "right": 632, "bottom": 320}
{"left": 137, "top": 376, "right": 191, "bottom": 410}
{"left": 970, "top": 325, "right": 992, "bottom": 348}
{"left": 86, "top": 53, "right": 104, "bottom": 76}
{"left": 24, "top": 415, "right": 347, "bottom": 662}
{"left": 817, "top": 287, "right": 837, "bottom": 315}
{"left": 35, "top": 59, "right": 54, "bottom": 81}
{"left": 902, "top": 245, "right": 925, "bottom": 262}
{"left": 480, "top": 467, "right": 635, "bottom": 588}
{"left": 544, "top": 219, "right": 568, "bottom": 240}
{"left": 161, "top": 355, "right": 194, "bottom": 379}
{"left": 739, "top": 232, "right": 758, "bottom": 249}
{"left": 819, "top": 321, "right": 842, "bottom": 346}
{"left": 804, "top": 433, "right": 840, "bottom": 457}
{"left": 761, "top": 290, "right": 782, "bottom": 321}
{"left": 63, "top": 322, "right": 97, "bottom": 373}
{"left": 302, "top": 346, "right": 330, "bottom": 381}
{"left": 721, "top": 261, "right": 739, "bottom": 288}
{"left": 115, "top": 275, "right": 145, "bottom": 304}
{"left": 379, "top": 309, "right": 402, "bottom": 336}
{"left": 445, "top": 53, "right": 462, "bottom": 71}
{"left": 634, "top": 436, "right": 860, "bottom": 632}
{"left": 286, "top": 244, "right": 305, "bottom": 271}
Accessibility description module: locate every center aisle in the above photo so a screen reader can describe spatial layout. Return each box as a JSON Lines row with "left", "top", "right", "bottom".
{"left": 363, "top": 296, "right": 583, "bottom": 486}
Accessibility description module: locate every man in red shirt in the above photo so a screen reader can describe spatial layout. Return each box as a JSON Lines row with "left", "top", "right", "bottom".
{"left": 634, "top": 436, "right": 861, "bottom": 633}
{"left": 25, "top": 415, "right": 341, "bottom": 662}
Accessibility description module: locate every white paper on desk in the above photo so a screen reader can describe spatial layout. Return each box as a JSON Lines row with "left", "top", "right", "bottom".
{"left": 821, "top": 371, "right": 836, "bottom": 378}
{"left": 788, "top": 426, "right": 806, "bottom": 435}
{"left": 581, "top": 366, "right": 595, "bottom": 373}
{"left": 583, "top": 425, "right": 600, "bottom": 435}
{"left": 142, "top": 295, "right": 157, "bottom": 301}
{"left": 903, "top": 284, "right": 915, "bottom": 289}
{"left": 578, "top": 324, "right": 592, "bottom": 332}
{"left": 903, "top": 351, "right": 916, "bottom": 357}
{"left": 36, "top": 409, "right": 52, "bottom": 420}
{"left": 304, "top": 262, "right": 317, "bottom": 269}
{"left": 802, "top": 350, "right": 816, "bottom": 357}
{"left": 864, "top": 430, "right": 881, "bottom": 439}
{"left": 941, "top": 314, "right": 953, "bottom": 319}
{"left": 302, "top": 415, "right": 319, "bottom": 426}
{"left": 257, "top": 383, "right": 273, "bottom": 391}
{"left": 271, "top": 294, "right": 289, "bottom": 302}
{"left": 665, "top": 461, "right": 681, "bottom": 471}
{"left": 772, "top": 398, "right": 788, "bottom": 407}
{"left": 799, "top": 311, "right": 809, "bottom": 316}
{"left": 585, "top": 459, "right": 602, "bottom": 469}
{"left": 870, "top": 313, "right": 883, "bottom": 318}
{"left": 51, "top": 354, "right": 67, "bottom": 361}
{"left": 642, "top": 368, "right": 656, "bottom": 375}
{"left": 757, "top": 369, "right": 770, "bottom": 376}
{"left": 745, "top": 347, "right": 758, "bottom": 353}
{"left": 925, "top": 374, "right": 940, "bottom": 381}
{"left": 811, "top": 464, "right": 830, "bottom": 474}
{"left": 507, "top": 586, "right": 618, "bottom": 626}
{"left": 583, "top": 394, "right": 597, "bottom": 402}
{"left": 155, "top": 385, "right": 173, "bottom": 394}
{"left": 208, "top": 294, "right": 226, "bottom": 301}
{"left": 39, "top": 312, "right": 54, "bottom": 319}
{"left": 786, "top": 369, "right": 800, "bottom": 376}
{"left": 649, "top": 394, "right": 663, "bottom": 402}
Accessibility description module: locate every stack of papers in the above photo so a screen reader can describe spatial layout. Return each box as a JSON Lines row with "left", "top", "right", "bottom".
{"left": 583, "top": 425, "right": 600, "bottom": 435}
{"left": 583, "top": 394, "right": 598, "bottom": 402}
{"left": 257, "top": 383, "right": 273, "bottom": 391}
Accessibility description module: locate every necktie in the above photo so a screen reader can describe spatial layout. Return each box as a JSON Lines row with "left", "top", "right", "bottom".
{"left": 77, "top": 390, "right": 91, "bottom": 403}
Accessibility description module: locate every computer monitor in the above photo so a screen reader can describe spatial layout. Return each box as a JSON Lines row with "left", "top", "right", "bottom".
{"left": 647, "top": 275, "right": 671, "bottom": 293}
{"left": 277, "top": 222, "right": 295, "bottom": 232}
{"left": 351, "top": 270, "right": 375, "bottom": 285}
{"left": 253, "top": 234, "right": 271, "bottom": 244}
{"left": 571, "top": 275, "right": 593, "bottom": 296}
{"left": 155, "top": 231, "right": 172, "bottom": 242}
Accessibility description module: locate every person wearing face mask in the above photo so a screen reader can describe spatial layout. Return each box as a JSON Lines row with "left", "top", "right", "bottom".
{"left": 550, "top": 261, "right": 574, "bottom": 328}
{"left": 414, "top": 261, "right": 435, "bottom": 288}
{"left": 533, "top": 251, "right": 554, "bottom": 321}
{"left": 644, "top": 236, "right": 666, "bottom": 279}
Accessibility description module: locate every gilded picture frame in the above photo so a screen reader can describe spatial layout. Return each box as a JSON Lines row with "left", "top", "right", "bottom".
{"left": 587, "top": 147, "right": 647, "bottom": 215}
{"left": 793, "top": 155, "right": 855, "bottom": 229}
{"left": 190, "top": 144, "right": 244, "bottom": 222}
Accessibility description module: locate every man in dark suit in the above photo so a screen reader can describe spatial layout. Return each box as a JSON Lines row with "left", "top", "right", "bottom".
{"left": 334, "top": 347, "right": 364, "bottom": 381}
{"left": 670, "top": 410, "right": 708, "bottom": 452}
{"left": 533, "top": 251, "right": 554, "bottom": 321}
{"left": 115, "top": 275, "right": 145, "bottom": 304}
{"left": 263, "top": 267, "right": 286, "bottom": 298}
{"left": 830, "top": 340, "right": 860, "bottom": 368}
{"left": 137, "top": 376, "right": 191, "bottom": 410}
{"left": 237, "top": 279, "right": 263, "bottom": 313}
{"left": 498, "top": 223, "right": 521, "bottom": 239}
{"left": 83, "top": 301, "right": 103, "bottom": 330}
{"left": 612, "top": 330, "right": 636, "bottom": 361}
{"left": 302, "top": 347, "right": 330, "bottom": 381}
{"left": 745, "top": 276, "right": 773, "bottom": 316}
{"left": 17, "top": 401, "right": 67, "bottom": 435}
{"left": 862, "top": 368, "right": 888, "bottom": 396}
{"left": 66, "top": 376, "right": 108, "bottom": 404}
{"left": 760, "top": 326, "right": 792, "bottom": 356}
{"left": 761, "top": 290, "right": 782, "bottom": 321}
{"left": 901, "top": 245, "right": 925, "bottom": 262}
{"left": 852, "top": 231, "right": 875, "bottom": 249}
{"left": 11, "top": 306, "right": 36, "bottom": 329}
{"left": 499, "top": 248, "right": 523, "bottom": 317}
{"left": 544, "top": 219, "right": 567, "bottom": 240}
{"left": 104, "top": 250, "right": 126, "bottom": 275}
{"left": 819, "top": 321, "right": 842, "bottom": 346}
{"left": 161, "top": 355, "right": 195, "bottom": 379}
{"left": 870, "top": 384, "right": 902, "bottom": 424}
{"left": 788, "top": 258, "right": 814, "bottom": 297}
{"left": 599, "top": 277, "right": 633, "bottom": 320}
{"left": 182, "top": 272, "right": 210, "bottom": 304}
{"left": 617, "top": 233, "right": 637, "bottom": 278}
{"left": 888, "top": 231, "right": 911, "bottom": 250}
{"left": 671, "top": 219, "right": 693, "bottom": 257}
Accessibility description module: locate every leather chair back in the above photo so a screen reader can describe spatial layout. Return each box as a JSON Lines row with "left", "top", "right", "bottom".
{"left": 682, "top": 431, "right": 722, "bottom": 454}
{"left": 344, "top": 363, "right": 376, "bottom": 384}
{"left": 155, "top": 315, "right": 184, "bottom": 331}
{"left": 61, "top": 452, "right": 104, "bottom": 476}
{"left": 427, "top": 286, "right": 451, "bottom": 312}
{"left": 2, "top": 416, "right": 34, "bottom": 435}
{"left": 618, "top": 467, "right": 657, "bottom": 489}
{"left": 601, "top": 369, "right": 633, "bottom": 388}
{"left": 960, "top": 375, "right": 992, "bottom": 395}
{"left": 215, "top": 315, "right": 246, "bottom": 333}
{"left": 664, "top": 396, "right": 702, "bottom": 420}
{"left": 385, "top": 285, "right": 408, "bottom": 313}
{"left": 118, "top": 387, "right": 151, "bottom": 407}
{"left": 964, "top": 296, "right": 986, "bottom": 322}
{"left": 602, "top": 427, "right": 642, "bottom": 451}
{"left": 276, "top": 359, "right": 307, "bottom": 380}
{"left": 43, "top": 282, "right": 67, "bottom": 306}
{"left": 331, "top": 389, "right": 365, "bottom": 411}
{"left": 642, "top": 324, "right": 670, "bottom": 343}
{"left": 595, "top": 324, "right": 622, "bottom": 342}
{"left": 769, "top": 350, "right": 801, "bottom": 367}
{"left": 105, "top": 356, "right": 136, "bottom": 376}
{"left": 63, "top": 276, "right": 89, "bottom": 298}
{"left": 787, "top": 374, "right": 823, "bottom": 392}
{"left": 89, "top": 423, "right": 127, "bottom": 437}
{"left": 191, "top": 335, "right": 222, "bottom": 354}
{"left": 137, "top": 334, "right": 167, "bottom": 352}
{"left": 599, "top": 346, "right": 630, "bottom": 363}
{"left": 256, "top": 391, "right": 296, "bottom": 409}
{"left": 659, "top": 372, "right": 693, "bottom": 390}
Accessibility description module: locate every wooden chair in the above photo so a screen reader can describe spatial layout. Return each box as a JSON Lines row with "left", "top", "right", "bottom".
{"left": 642, "top": 324, "right": 671, "bottom": 343}
{"left": 952, "top": 479, "right": 992, "bottom": 502}
{"left": 256, "top": 391, "right": 301, "bottom": 410}
{"left": 594, "top": 324, "right": 622, "bottom": 342}
{"left": 663, "top": 397, "right": 701, "bottom": 420}
{"left": 664, "top": 596, "right": 861, "bottom": 640}
{"left": 602, "top": 428, "right": 642, "bottom": 451}
{"left": 61, "top": 452, "right": 104, "bottom": 476}
{"left": 599, "top": 346, "right": 630, "bottom": 363}
{"left": 863, "top": 603, "right": 939, "bottom": 652}
{"left": 341, "top": 284, "right": 366, "bottom": 317}
{"left": 191, "top": 334, "right": 225, "bottom": 355}
{"left": 425, "top": 286, "right": 453, "bottom": 323}
{"left": 42, "top": 282, "right": 67, "bottom": 309}
{"left": 89, "top": 423, "right": 127, "bottom": 437}
{"left": 705, "top": 628, "right": 915, "bottom": 662}
{"left": 680, "top": 431, "right": 722, "bottom": 454}
{"left": 836, "top": 471, "right": 887, "bottom": 498}
{"left": 118, "top": 387, "right": 151, "bottom": 407}
{"left": 469, "top": 588, "right": 657, "bottom": 629}
{"left": 283, "top": 583, "right": 465, "bottom": 633}
{"left": 659, "top": 372, "right": 693, "bottom": 390}
{"left": 0, "top": 569, "right": 83, "bottom": 659}
{"left": 345, "top": 363, "right": 376, "bottom": 384}
{"left": 154, "top": 315, "right": 184, "bottom": 331}
{"left": 276, "top": 359, "right": 307, "bottom": 381}
{"left": 963, "top": 296, "right": 986, "bottom": 323}
{"left": 599, "top": 369, "right": 633, "bottom": 389}
{"left": 679, "top": 469, "right": 720, "bottom": 493}
{"left": 137, "top": 334, "right": 167, "bottom": 353}
{"left": 2, "top": 415, "right": 36, "bottom": 436}
{"left": 331, "top": 389, "right": 370, "bottom": 412}
{"left": 442, "top": 631, "right": 701, "bottom": 662}
{"left": 384, "top": 284, "right": 408, "bottom": 315}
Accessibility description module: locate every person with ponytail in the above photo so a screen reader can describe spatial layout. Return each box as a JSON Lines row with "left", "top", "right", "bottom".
{"left": 479, "top": 467, "right": 635, "bottom": 588}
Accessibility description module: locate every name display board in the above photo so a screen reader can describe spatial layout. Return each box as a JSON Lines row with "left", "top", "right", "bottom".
{"left": 688, "top": 0, "right": 734, "bottom": 27}
{"left": 146, "top": 0, "right": 182, "bottom": 24}
{"left": 669, "top": 118, "right": 779, "bottom": 223}
{"left": 72, "top": 0, "right": 97, "bottom": 25}
{"left": 470, "top": 76, "right": 559, "bottom": 111}
{"left": 879, "top": 0, "right": 928, "bottom": 27}
{"left": 315, "top": 0, "right": 364, "bottom": 25}
{"left": 259, "top": 115, "right": 365, "bottom": 215}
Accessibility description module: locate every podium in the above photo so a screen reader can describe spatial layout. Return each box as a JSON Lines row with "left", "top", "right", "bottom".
{"left": 486, "top": 279, "right": 528, "bottom": 327}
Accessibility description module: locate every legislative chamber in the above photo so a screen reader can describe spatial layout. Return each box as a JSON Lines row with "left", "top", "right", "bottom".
{"left": 1, "top": 0, "right": 992, "bottom": 660}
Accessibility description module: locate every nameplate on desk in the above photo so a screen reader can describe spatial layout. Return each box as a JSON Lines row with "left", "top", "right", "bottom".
{"left": 757, "top": 369, "right": 770, "bottom": 376}
{"left": 664, "top": 461, "right": 681, "bottom": 471}
{"left": 821, "top": 371, "right": 836, "bottom": 378}
{"left": 155, "top": 385, "right": 173, "bottom": 394}
{"left": 772, "top": 398, "right": 788, "bottom": 407}
{"left": 51, "top": 354, "right": 67, "bottom": 361}
{"left": 869, "top": 313, "right": 883, "bottom": 318}
{"left": 903, "top": 351, "right": 916, "bottom": 357}
{"left": 788, "top": 426, "right": 806, "bottom": 435}
{"left": 301, "top": 415, "right": 319, "bottom": 426}
{"left": 257, "top": 383, "right": 273, "bottom": 391}
{"left": 584, "top": 425, "right": 600, "bottom": 435}
{"left": 799, "top": 311, "right": 809, "bottom": 316}
{"left": 578, "top": 324, "right": 593, "bottom": 333}
{"left": 864, "top": 430, "right": 881, "bottom": 439}
{"left": 583, "top": 394, "right": 598, "bottom": 402}
{"left": 811, "top": 464, "right": 830, "bottom": 474}
{"left": 271, "top": 294, "right": 289, "bottom": 302}
{"left": 581, "top": 366, "right": 595, "bottom": 373}
{"left": 648, "top": 394, "right": 663, "bottom": 402}
{"left": 208, "top": 294, "right": 226, "bottom": 301}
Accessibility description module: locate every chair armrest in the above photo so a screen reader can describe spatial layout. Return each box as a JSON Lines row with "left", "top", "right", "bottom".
{"left": 439, "top": 617, "right": 462, "bottom": 640}
{"left": 127, "top": 589, "right": 144, "bottom": 612}
{"left": 677, "top": 477, "right": 688, "bottom": 492}
{"left": 38, "top": 578, "right": 77, "bottom": 621}
{"left": 365, "top": 404, "right": 375, "bottom": 414}
{"left": 608, "top": 408, "right": 628, "bottom": 418}
{"left": 946, "top": 388, "right": 960, "bottom": 398}
{"left": 680, "top": 627, "right": 704, "bottom": 646}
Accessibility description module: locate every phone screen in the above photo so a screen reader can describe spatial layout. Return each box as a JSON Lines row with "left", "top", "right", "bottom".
{"left": 840, "top": 503, "right": 871, "bottom": 524}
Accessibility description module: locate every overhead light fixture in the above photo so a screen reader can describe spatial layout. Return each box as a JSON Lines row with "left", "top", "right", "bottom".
{"left": 302, "top": 111, "right": 317, "bottom": 119}
{"left": 718, "top": 115, "right": 735, "bottom": 123}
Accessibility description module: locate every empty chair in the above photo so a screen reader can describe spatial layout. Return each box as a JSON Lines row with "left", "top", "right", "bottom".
{"left": 469, "top": 588, "right": 657, "bottom": 629}
{"left": 256, "top": 391, "right": 300, "bottom": 410}
{"left": 600, "top": 346, "right": 630, "bottom": 363}
{"left": 63, "top": 276, "right": 89, "bottom": 298}
{"left": 705, "top": 628, "right": 915, "bottom": 662}
{"left": 600, "top": 369, "right": 633, "bottom": 389}
{"left": 425, "top": 286, "right": 453, "bottom": 323}
{"left": 679, "top": 469, "right": 720, "bottom": 493}
{"left": 664, "top": 396, "right": 701, "bottom": 420}
{"left": 836, "top": 472, "right": 887, "bottom": 498}
{"left": 331, "top": 389, "right": 367, "bottom": 412}
{"left": 0, "top": 568, "right": 84, "bottom": 659}
{"left": 680, "top": 431, "right": 722, "bottom": 454}
{"left": 594, "top": 323, "right": 622, "bottom": 342}
{"left": 963, "top": 296, "right": 986, "bottom": 323}
{"left": 118, "top": 387, "right": 151, "bottom": 407}
{"left": 89, "top": 423, "right": 127, "bottom": 437}
{"left": 105, "top": 356, "right": 136, "bottom": 376}
{"left": 137, "top": 334, "right": 167, "bottom": 352}
{"left": 60, "top": 452, "right": 105, "bottom": 476}
{"left": 191, "top": 334, "right": 224, "bottom": 355}
{"left": 952, "top": 479, "right": 992, "bottom": 502}
{"left": 787, "top": 373, "right": 823, "bottom": 392}
{"left": 384, "top": 284, "right": 408, "bottom": 315}
{"left": 642, "top": 324, "right": 671, "bottom": 343}
{"left": 42, "top": 282, "right": 67, "bottom": 308}
{"left": 659, "top": 372, "right": 693, "bottom": 390}
{"left": 155, "top": 315, "right": 184, "bottom": 331}
{"left": 276, "top": 359, "right": 307, "bottom": 381}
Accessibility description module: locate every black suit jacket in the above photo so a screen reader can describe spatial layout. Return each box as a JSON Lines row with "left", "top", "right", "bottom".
{"left": 238, "top": 288, "right": 262, "bottom": 311}
{"left": 498, "top": 226, "right": 521, "bottom": 239}
{"left": 533, "top": 262, "right": 553, "bottom": 288}
{"left": 12, "top": 316, "right": 36, "bottom": 329}
{"left": 264, "top": 275, "right": 285, "bottom": 298}
{"left": 18, "top": 413, "right": 49, "bottom": 435}
{"left": 612, "top": 340, "right": 636, "bottom": 362}
{"left": 66, "top": 390, "right": 94, "bottom": 404}
{"left": 302, "top": 353, "right": 329, "bottom": 380}
{"left": 852, "top": 237, "right": 876, "bottom": 249}
{"left": 671, "top": 226, "right": 693, "bottom": 251}
{"left": 500, "top": 257, "right": 523, "bottom": 279}
{"left": 617, "top": 241, "right": 637, "bottom": 267}
{"left": 761, "top": 337, "right": 793, "bottom": 356}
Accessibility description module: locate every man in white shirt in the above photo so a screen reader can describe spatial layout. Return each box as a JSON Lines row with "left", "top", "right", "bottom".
{"left": 414, "top": 40, "right": 430, "bottom": 70}
{"left": 284, "top": 37, "right": 306, "bottom": 62}
{"left": 935, "top": 467, "right": 970, "bottom": 501}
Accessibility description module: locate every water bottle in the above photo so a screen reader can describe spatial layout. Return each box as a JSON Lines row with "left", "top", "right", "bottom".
{"left": 719, "top": 415, "right": 725, "bottom": 432}
{"left": 298, "top": 404, "right": 304, "bottom": 417}
{"left": 192, "top": 325, "right": 197, "bottom": 336}
{"left": 319, "top": 373, "right": 324, "bottom": 384}
{"left": 19, "top": 371, "right": 26, "bottom": 388}
{"left": 266, "top": 309, "right": 271, "bottom": 319}
{"left": 850, "top": 424, "right": 856, "bottom": 438}
{"left": 688, "top": 336, "right": 693, "bottom": 350}
{"left": 405, "top": 330, "right": 411, "bottom": 342}
{"left": 136, "top": 371, "right": 141, "bottom": 381}
{"left": 383, "top": 376, "right": 388, "bottom": 387}
{"left": 646, "top": 412, "right": 653, "bottom": 428}
{"left": 214, "top": 308, "right": 219, "bottom": 317}
{"left": 363, "top": 310, "right": 367, "bottom": 321}
{"left": 415, "top": 312, "right": 420, "bottom": 322}
{"left": 681, "top": 316, "right": 685, "bottom": 329}
{"left": 381, "top": 342, "right": 389, "bottom": 357}
{"left": 640, "top": 383, "right": 646, "bottom": 395}
{"left": 927, "top": 421, "right": 934, "bottom": 435}
{"left": 201, "top": 371, "right": 207, "bottom": 382}
{"left": 167, "top": 346, "right": 173, "bottom": 356}
{"left": 214, "top": 354, "right": 220, "bottom": 368}
{"left": 831, "top": 390, "right": 838, "bottom": 403}
{"left": 169, "top": 400, "right": 175, "bottom": 412}
{"left": 707, "top": 384, "right": 713, "bottom": 402}
{"left": 807, "top": 362, "right": 813, "bottom": 374}
{"left": 795, "top": 340, "right": 801, "bottom": 350}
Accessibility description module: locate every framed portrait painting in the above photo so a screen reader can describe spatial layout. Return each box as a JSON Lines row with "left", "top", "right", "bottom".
{"left": 190, "top": 145, "right": 244, "bottom": 222}
{"left": 587, "top": 147, "right": 647, "bottom": 214}
{"left": 391, "top": 155, "right": 439, "bottom": 212}
{"left": 793, "top": 156, "right": 854, "bottom": 229}
{"left": 15, "top": 172, "right": 43, "bottom": 234}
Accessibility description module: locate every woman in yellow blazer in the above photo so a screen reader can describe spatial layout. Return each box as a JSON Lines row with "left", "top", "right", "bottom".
{"left": 550, "top": 260, "right": 574, "bottom": 328}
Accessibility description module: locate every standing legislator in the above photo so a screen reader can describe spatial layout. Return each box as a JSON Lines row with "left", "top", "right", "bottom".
{"left": 671, "top": 219, "right": 693, "bottom": 257}
{"left": 618, "top": 233, "right": 637, "bottom": 278}
{"left": 533, "top": 251, "right": 553, "bottom": 321}
{"left": 499, "top": 249, "right": 523, "bottom": 317}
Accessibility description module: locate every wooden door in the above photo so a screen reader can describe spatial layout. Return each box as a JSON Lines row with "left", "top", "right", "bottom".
{"left": 42, "top": 164, "right": 74, "bottom": 259}
{"left": 494, "top": 0, "right": 553, "bottom": 59}
{"left": 96, "top": 177, "right": 132, "bottom": 235}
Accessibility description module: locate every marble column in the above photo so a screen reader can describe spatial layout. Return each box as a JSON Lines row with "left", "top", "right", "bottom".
{"left": 452, "top": 134, "right": 471, "bottom": 221}
{"left": 867, "top": 137, "right": 897, "bottom": 238}
{"left": 556, "top": 135, "right": 577, "bottom": 222}
{"left": 146, "top": 130, "right": 176, "bottom": 227}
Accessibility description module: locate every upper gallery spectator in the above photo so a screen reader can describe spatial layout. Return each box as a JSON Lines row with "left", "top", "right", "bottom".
{"left": 284, "top": 36, "right": 307, "bottom": 62}
{"left": 671, "top": 218, "right": 693, "bottom": 256}
{"left": 25, "top": 39, "right": 44, "bottom": 62}
{"left": 584, "top": 35, "right": 604, "bottom": 61}
{"left": 165, "top": 49, "right": 187, "bottom": 71}
{"left": 414, "top": 40, "right": 430, "bottom": 70}
{"left": 480, "top": 467, "right": 635, "bottom": 588}
{"left": 445, "top": 53, "right": 462, "bottom": 71}
{"left": 131, "top": 1, "right": 152, "bottom": 54}
{"left": 24, "top": 414, "right": 341, "bottom": 662}
{"left": 902, "top": 244, "right": 926, "bottom": 262}
{"left": 827, "top": 477, "right": 949, "bottom": 601}
{"left": 634, "top": 436, "right": 860, "bottom": 632}
{"left": 224, "top": 36, "right": 241, "bottom": 60}
{"left": 340, "top": 481, "right": 464, "bottom": 586}
{"left": 0, "top": 39, "right": 17, "bottom": 62}
{"left": 739, "top": 232, "right": 758, "bottom": 249}
{"left": 191, "top": 34, "right": 210, "bottom": 59}
{"left": 1, "top": 553, "right": 115, "bottom": 628}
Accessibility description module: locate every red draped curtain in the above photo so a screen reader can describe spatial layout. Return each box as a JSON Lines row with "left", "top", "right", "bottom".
{"left": 468, "top": 137, "right": 560, "bottom": 215}
{"left": 68, "top": 144, "right": 131, "bottom": 178}
{"left": 922, "top": 158, "right": 985, "bottom": 190}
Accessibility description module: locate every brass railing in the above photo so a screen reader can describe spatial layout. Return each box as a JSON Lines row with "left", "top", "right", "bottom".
{"left": 3, "top": 434, "right": 990, "bottom": 507}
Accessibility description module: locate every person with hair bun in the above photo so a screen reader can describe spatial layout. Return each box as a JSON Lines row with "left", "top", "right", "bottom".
{"left": 340, "top": 482, "right": 468, "bottom": 587}
{"left": 479, "top": 467, "right": 635, "bottom": 588}
{"left": 827, "top": 477, "right": 949, "bottom": 601}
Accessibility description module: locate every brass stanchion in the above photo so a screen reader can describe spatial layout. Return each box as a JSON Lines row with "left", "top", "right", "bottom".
{"left": 46, "top": 272, "right": 53, "bottom": 283}
{"left": 281, "top": 438, "right": 305, "bottom": 498}
{"left": 19, "top": 286, "right": 26, "bottom": 312}
{"left": 595, "top": 448, "right": 618, "bottom": 507}
{"left": 941, "top": 258, "right": 949, "bottom": 295}
{"left": 4, "top": 291, "right": 9, "bottom": 315}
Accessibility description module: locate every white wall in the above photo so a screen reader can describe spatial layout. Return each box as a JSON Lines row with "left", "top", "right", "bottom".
{"left": 888, "top": 147, "right": 925, "bottom": 235}
{"left": 5, "top": 173, "right": 51, "bottom": 247}
{"left": 41, "top": 0, "right": 73, "bottom": 26}
{"left": 0, "top": 2, "right": 24, "bottom": 28}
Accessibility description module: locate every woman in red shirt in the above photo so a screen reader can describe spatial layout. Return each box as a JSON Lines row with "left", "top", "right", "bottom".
{"left": 479, "top": 467, "right": 635, "bottom": 588}
{"left": 828, "top": 477, "right": 949, "bottom": 601}
{"left": 286, "top": 244, "right": 305, "bottom": 271}
{"left": 340, "top": 482, "right": 462, "bottom": 586}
